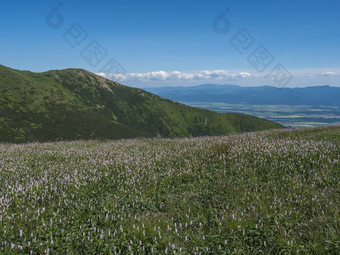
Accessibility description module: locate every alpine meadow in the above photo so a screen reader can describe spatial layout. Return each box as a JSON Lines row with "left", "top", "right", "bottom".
{"left": 1, "top": 0, "right": 340, "bottom": 254}
{"left": 0, "top": 126, "right": 339, "bottom": 254}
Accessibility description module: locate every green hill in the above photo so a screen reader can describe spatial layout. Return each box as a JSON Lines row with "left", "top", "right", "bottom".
{"left": 0, "top": 65, "right": 283, "bottom": 142}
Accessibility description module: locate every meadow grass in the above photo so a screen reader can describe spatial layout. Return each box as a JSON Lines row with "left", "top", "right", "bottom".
{"left": 0, "top": 126, "right": 339, "bottom": 254}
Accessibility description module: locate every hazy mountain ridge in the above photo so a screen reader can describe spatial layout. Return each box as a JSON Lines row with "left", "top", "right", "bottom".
{"left": 144, "top": 84, "right": 340, "bottom": 106}
{"left": 0, "top": 65, "right": 282, "bottom": 143}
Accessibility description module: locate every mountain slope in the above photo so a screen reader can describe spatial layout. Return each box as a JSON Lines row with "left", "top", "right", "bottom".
{"left": 0, "top": 65, "right": 282, "bottom": 143}
{"left": 144, "top": 84, "right": 340, "bottom": 106}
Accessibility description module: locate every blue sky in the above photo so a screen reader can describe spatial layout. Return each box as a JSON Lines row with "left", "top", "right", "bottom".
{"left": 1, "top": 0, "right": 339, "bottom": 87}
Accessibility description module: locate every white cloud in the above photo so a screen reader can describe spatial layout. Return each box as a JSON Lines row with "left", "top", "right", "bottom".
{"left": 95, "top": 68, "right": 340, "bottom": 87}
{"left": 320, "top": 71, "right": 339, "bottom": 77}
{"left": 95, "top": 70, "right": 253, "bottom": 82}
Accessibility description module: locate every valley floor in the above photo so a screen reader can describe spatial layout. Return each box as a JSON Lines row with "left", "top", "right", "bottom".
{"left": 0, "top": 126, "right": 339, "bottom": 254}
{"left": 183, "top": 102, "right": 340, "bottom": 129}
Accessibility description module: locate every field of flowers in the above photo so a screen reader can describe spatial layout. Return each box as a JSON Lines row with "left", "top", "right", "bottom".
{"left": 0, "top": 126, "right": 339, "bottom": 254}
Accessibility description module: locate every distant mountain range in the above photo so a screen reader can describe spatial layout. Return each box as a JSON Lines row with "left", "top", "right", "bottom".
{"left": 0, "top": 65, "right": 282, "bottom": 143}
{"left": 144, "top": 84, "right": 340, "bottom": 106}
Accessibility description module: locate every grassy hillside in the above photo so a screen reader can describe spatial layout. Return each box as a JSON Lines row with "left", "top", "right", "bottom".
{"left": 0, "top": 65, "right": 282, "bottom": 143}
{"left": 0, "top": 126, "right": 339, "bottom": 254}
